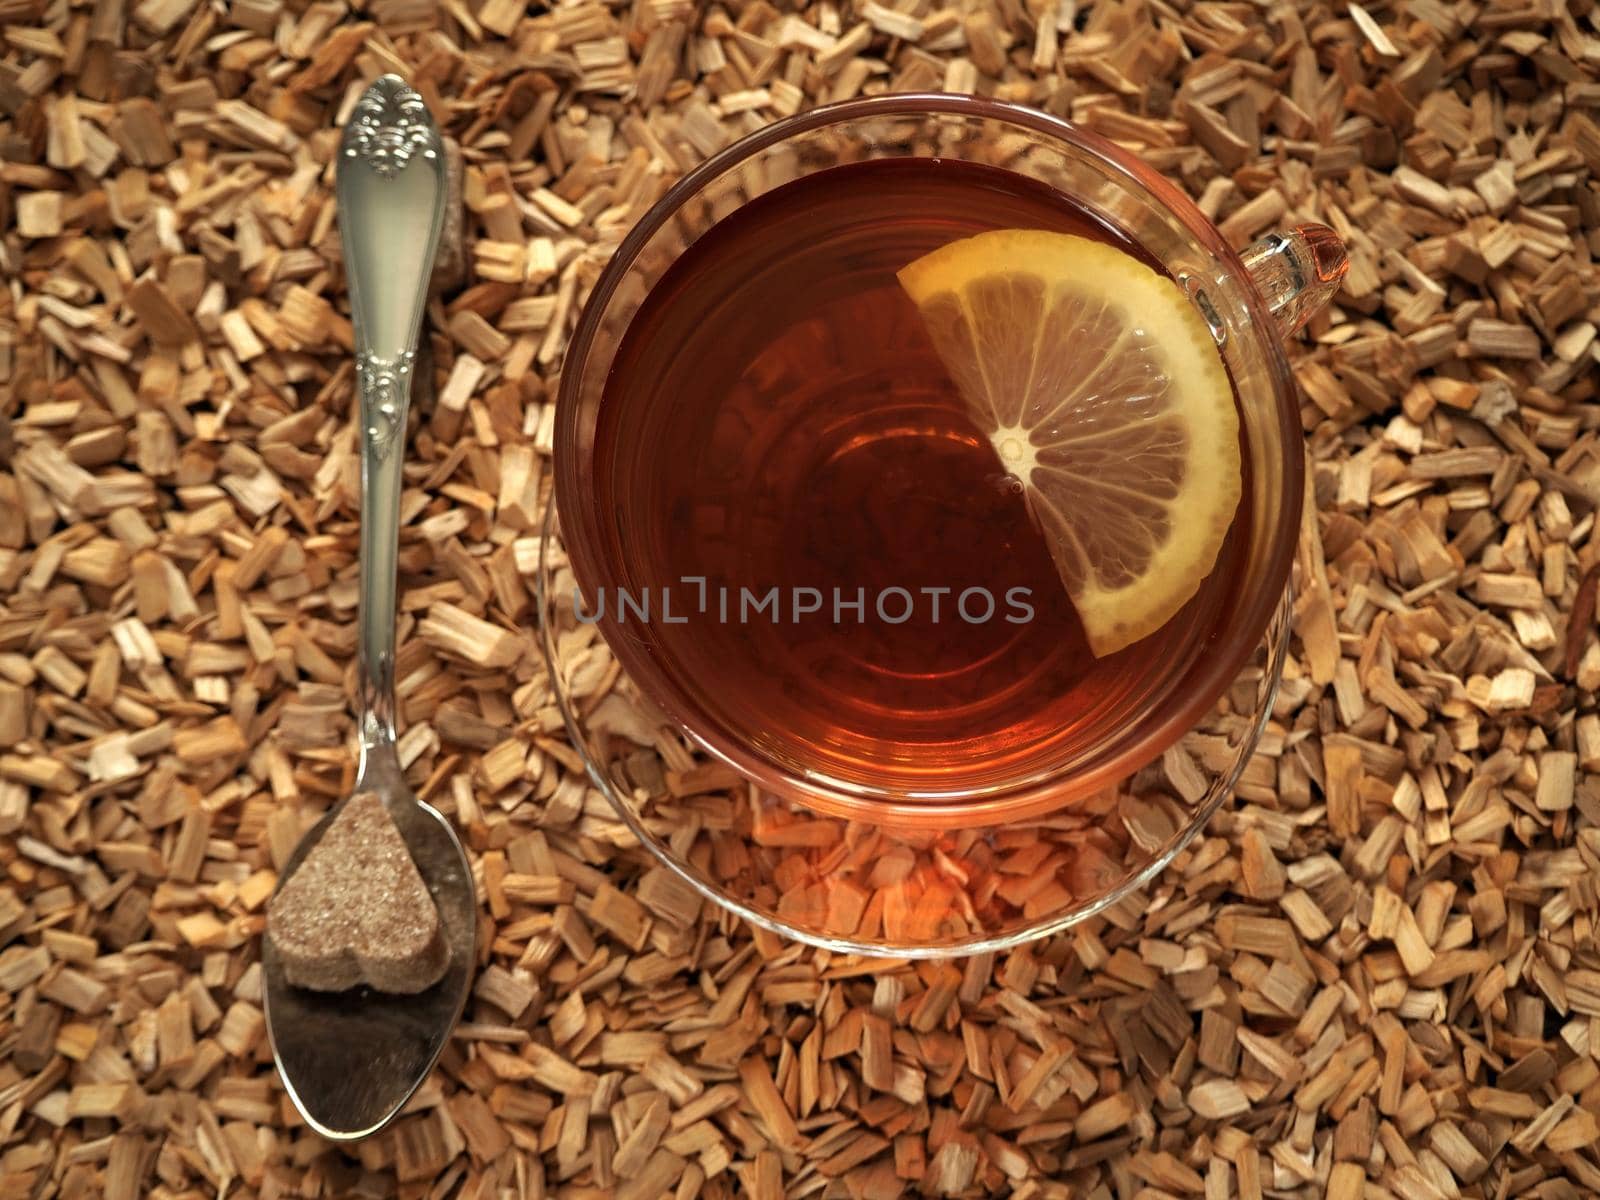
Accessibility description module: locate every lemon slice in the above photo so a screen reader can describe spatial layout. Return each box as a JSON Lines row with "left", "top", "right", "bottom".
{"left": 898, "top": 229, "right": 1241, "bottom": 657}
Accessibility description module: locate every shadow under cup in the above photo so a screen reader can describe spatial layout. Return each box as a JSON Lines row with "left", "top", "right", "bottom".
{"left": 544, "top": 95, "right": 1304, "bottom": 953}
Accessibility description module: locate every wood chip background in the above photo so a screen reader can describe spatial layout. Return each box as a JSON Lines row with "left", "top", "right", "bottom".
{"left": 2, "top": 0, "right": 1599, "bottom": 1198}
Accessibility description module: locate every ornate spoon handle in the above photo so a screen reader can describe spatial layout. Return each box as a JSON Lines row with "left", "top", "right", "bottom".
{"left": 336, "top": 76, "right": 447, "bottom": 766}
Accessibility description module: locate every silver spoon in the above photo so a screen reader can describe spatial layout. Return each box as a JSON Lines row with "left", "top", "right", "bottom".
{"left": 263, "top": 75, "right": 476, "bottom": 1142}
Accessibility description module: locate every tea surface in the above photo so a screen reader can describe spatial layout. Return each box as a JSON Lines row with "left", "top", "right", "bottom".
{"left": 588, "top": 158, "right": 1248, "bottom": 797}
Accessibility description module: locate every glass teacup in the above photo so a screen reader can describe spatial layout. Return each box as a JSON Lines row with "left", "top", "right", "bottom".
{"left": 540, "top": 95, "right": 1346, "bottom": 955}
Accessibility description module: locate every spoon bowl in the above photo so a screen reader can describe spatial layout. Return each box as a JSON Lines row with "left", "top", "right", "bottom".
{"left": 263, "top": 777, "right": 474, "bottom": 1138}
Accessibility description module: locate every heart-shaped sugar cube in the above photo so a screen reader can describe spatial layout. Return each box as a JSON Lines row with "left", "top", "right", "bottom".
{"left": 268, "top": 792, "right": 448, "bottom": 994}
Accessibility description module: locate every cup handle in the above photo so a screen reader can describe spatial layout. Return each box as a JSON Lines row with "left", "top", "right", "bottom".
{"left": 1238, "top": 224, "right": 1349, "bottom": 337}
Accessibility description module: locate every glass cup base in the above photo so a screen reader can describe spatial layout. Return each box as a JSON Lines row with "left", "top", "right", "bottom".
{"left": 538, "top": 526, "right": 1290, "bottom": 957}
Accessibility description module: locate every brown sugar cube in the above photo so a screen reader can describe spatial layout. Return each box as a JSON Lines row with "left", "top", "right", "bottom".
{"left": 267, "top": 793, "right": 449, "bottom": 994}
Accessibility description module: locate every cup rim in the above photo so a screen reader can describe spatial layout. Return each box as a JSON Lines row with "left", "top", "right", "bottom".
{"left": 553, "top": 92, "right": 1304, "bottom": 826}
